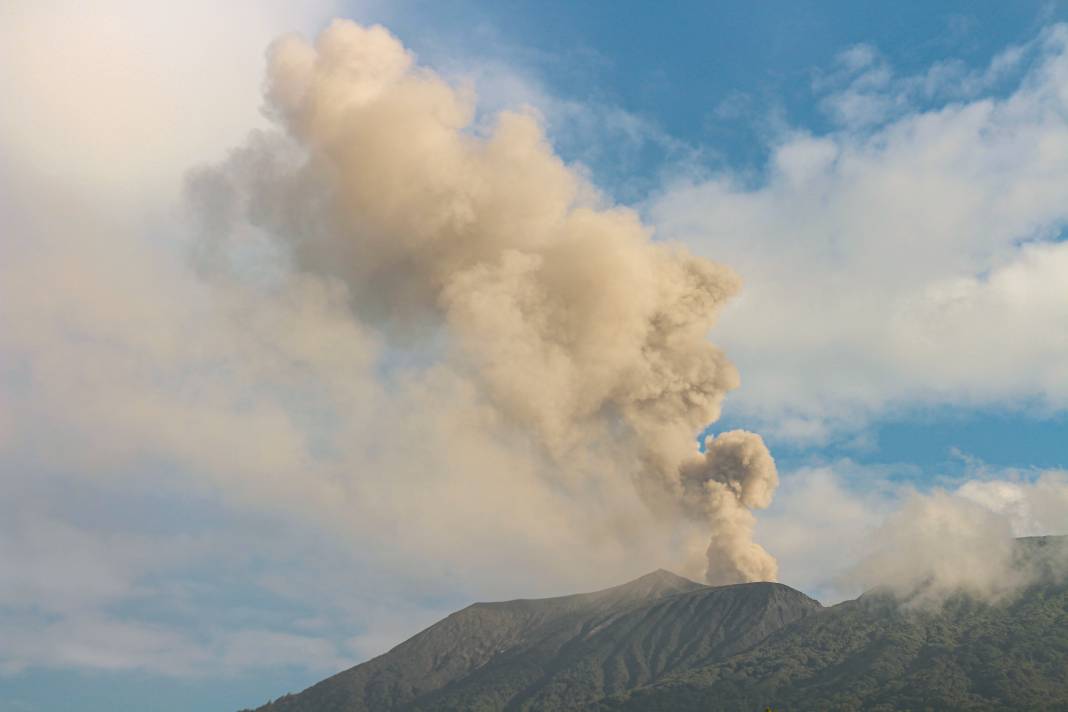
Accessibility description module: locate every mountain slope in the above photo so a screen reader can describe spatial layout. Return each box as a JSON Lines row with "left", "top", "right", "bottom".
{"left": 593, "top": 583, "right": 1068, "bottom": 711}
{"left": 248, "top": 537, "right": 1068, "bottom": 712}
{"left": 249, "top": 570, "right": 820, "bottom": 712}
{"left": 595, "top": 537, "right": 1068, "bottom": 711}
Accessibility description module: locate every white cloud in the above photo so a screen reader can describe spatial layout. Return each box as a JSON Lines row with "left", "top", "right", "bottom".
{"left": 0, "top": 615, "right": 207, "bottom": 677}
{"left": 756, "top": 463, "right": 1068, "bottom": 604}
{"left": 755, "top": 465, "right": 896, "bottom": 602}
{"left": 0, "top": 482, "right": 456, "bottom": 677}
{"left": 0, "top": 0, "right": 337, "bottom": 206}
{"left": 956, "top": 470, "right": 1068, "bottom": 536}
{"left": 0, "top": 1, "right": 400, "bottom": 678}
{"left": 652, "top": 24, "right": 1068, "bottom": 442}
{"left": 0, "top": 613, "right": 361, "bottom": 678}
{"left": 815, "top": 32, "right": 1034, "bottom": 129}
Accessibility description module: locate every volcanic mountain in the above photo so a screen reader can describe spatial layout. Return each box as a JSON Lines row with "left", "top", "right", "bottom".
{"left": 246, "top": 537, "right": 1068, "bottom": 711}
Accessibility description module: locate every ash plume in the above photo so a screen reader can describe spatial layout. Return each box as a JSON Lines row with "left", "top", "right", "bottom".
{"left": 191, "top": 20, "right": 778, "bottom": 584}
{"left": 682, "top": 431, "right": 779, "bottom": 584}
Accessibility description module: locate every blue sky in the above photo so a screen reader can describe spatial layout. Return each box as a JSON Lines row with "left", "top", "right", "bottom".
{"left": 2, "top": 2, "right": 1067, "bottom": 711}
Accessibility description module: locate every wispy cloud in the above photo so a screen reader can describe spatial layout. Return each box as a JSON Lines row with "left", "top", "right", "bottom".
{"left": 653, "top": 24, "right": 1068, "bottom": 443}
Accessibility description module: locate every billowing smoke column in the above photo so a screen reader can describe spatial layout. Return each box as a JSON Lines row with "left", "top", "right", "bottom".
{"left": 681, "top": 432, "right": 779, "bottom": 584}
{"left": 205, "top": 20, "right": 778, "bottom": 584}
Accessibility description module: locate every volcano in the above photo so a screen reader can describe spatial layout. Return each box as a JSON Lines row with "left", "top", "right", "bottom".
{"left": 246, "top": 537, "right": 1068, "bottom": 711}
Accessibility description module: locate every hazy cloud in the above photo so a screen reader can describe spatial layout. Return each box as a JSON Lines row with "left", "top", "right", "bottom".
{"left": 757, "top": 464, "right": 1068, "bottom": 605}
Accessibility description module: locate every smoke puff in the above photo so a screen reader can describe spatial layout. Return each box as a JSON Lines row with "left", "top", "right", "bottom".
{"left": 191, "top": 19, "right": 776, "bottom": 584}
{"left": 686, "top": 430, "right": 778, "bottom": 509}
{"left": 682, "top": 431, "right": 779, "bottom": 584}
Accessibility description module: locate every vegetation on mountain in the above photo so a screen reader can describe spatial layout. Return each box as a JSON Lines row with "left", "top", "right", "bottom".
{"left": 596, "top": 582, "right": 1068, "bottom": 711}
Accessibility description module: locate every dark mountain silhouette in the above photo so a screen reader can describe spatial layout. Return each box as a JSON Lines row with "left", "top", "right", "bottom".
{"left": 245, "top": 537, "right": 1068, "bottom": 712}
{"left": 245, "top": 570, "right": 819, "bottom": 711}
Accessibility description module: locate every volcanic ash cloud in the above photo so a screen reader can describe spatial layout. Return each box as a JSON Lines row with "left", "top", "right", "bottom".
{"left": 194, "top": 19, "right": 778, "bottom": 584}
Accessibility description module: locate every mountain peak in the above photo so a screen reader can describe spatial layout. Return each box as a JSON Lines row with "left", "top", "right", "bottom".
{"left": 581, "top": 568, "right": 705, "bottom": 606}
{"left": 248, "top": 569, "right": 819, "bottom": 712}
{"left": 621, "top": 568, "right": 702, "bottom": 592}
{"left": 649, "top": 567, "right": 696, "bottom": 582}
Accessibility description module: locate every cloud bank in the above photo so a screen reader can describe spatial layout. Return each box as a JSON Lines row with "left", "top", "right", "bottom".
{"left": 653, "top": 24, "right": 1068, "bottom": 443}
{"left": 757, "top": 464, "right": 1068, "bottom": 605}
